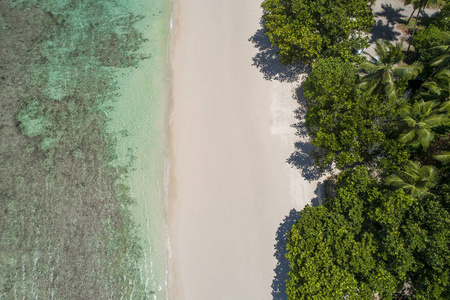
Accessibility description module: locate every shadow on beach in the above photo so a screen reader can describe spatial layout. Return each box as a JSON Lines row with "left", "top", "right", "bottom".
{"left": 287, "top": 86, "right": 332, "bottom": 182}
{"left": 271, "top": 186, "right": 325, "bottom": 299}
{"left": 369, "top": 19, "right": 401, "bottom": 42}
{"left": 249, "top": 18, "right": 329, "bottom": 300}
{"left": 271, "top": 209, "right": 300, "bottom": 300}
{"left": 376, "top": 3, "right": 405, "bottom": 26}
{"left": 249, "top": 24, "right": 325, "bottom": 183}
{"left": 369, "top": 4, "right": 405, "bottom": 43}
{"left": 248, "top": 23, "right": 307, "bottom": 83}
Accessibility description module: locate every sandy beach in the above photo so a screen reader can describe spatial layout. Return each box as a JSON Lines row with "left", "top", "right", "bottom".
{"left": 169, "top": 0, "right": 321, "bottom": 298}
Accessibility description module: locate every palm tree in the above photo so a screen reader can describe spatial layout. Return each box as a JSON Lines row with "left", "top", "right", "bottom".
{"left": 359, "top": 40, "right": 423, "bottom": 101}
{"left": 419, "top": 31, "right": 450, "bottom": 99}
{"left": 398, "top": 100, "right": 449, "bottom": 148}
{"left": 404, "top": 0, "right": 419, "bottom": 24}
{"left": 404, "top": 0, "right": 446, "bottom": 52}
{"left": 384, "top": 160, "right": 439, "bottom": 198}
{"left": 420, "top": 68, "right": 450, "bottom": 101}
{"left": 429, "top": 33, "right": 450, "bottom": 70}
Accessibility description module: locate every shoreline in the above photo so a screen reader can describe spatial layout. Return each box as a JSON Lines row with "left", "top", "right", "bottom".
{"left": 167, "top": 0, "right": 180, "bottom": 297}
{"left": 111, "top": 0, "right": 172, "bottom": 297}
{"left": 168, "top": 0, "right": 321, "bottom": 298}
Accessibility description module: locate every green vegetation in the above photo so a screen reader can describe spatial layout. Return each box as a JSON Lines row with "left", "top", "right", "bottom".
{"left": 398, "top": 99, "right": 449, "bottom": 148}
{"left": 359, "top": 40, "right": 422, "bottom": 101}
{"left": 304, "top": 57, "right": 408, "bottom": 170}
{"left": 261, "top": 0, "right": 374, "bottom": 64}
{"left": 403, "top": 0, "right": 446, "bottom": 51}
{"left": 261, "top": 1, "right": 450, "bottom": 298}
{"left": 0, "top": 1, "right": 154, "bottom": 298}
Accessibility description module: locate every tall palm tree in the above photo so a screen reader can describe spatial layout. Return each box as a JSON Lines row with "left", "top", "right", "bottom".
{"left": 384, "top": 160, "right": 439, "bottom": 198}
{"left": 398, "top": 100, "right": 449, "bottom": 148}
{"left": 359, "top": 40, "right": 423, "bottom": 101}
{"left": 404, "top": 0, "right": 446, "bottom": 52}
{"left": 404, "top": 0, "right": 419, "bottom": 24}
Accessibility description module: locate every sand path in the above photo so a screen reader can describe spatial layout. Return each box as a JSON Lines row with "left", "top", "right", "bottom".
{"left": 169, "top": 0, "right": 320, "bottom": 299}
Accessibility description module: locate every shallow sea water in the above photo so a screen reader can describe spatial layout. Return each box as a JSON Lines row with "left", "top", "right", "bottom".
{"left": 0, "top": 0, "right": 171, "bottom": 298}
{"left": 110, "top": 0, "right": 172, "bottom": 298}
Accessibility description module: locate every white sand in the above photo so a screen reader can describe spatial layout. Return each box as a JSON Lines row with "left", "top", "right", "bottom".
{"left": 169, "top": 0, "right": 322, "bottom": 299}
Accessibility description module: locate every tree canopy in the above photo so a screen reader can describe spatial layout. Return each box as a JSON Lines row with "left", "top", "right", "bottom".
{"left": 359, "top": 40, "right": 423, "bottom": 101}
{"left": 278, "top": 2, "right": 450, "bottom": 299}
{"left": 261, "top": 0, "right": 374, "bottom": 64}
{"left": 304, "top": 57, "right": 408, "bottom": 169}
{"left": 287, "top": 167, "right": 450, "bottom": 299}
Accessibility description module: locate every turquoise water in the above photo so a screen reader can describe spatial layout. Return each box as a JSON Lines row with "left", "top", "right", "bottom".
{"left": 109, "top": 0, "right": 172, "bottom": 298}
{"left": 0, "top": 0, "right": 171, "bottom": 298}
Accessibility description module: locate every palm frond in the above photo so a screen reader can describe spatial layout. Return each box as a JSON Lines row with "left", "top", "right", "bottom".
{"left": 360, "top": 61, "right": 381, "bottom": 73}
{"left": 384, "top": 159, "right": 438, "bottom": 198}
{"left": 384, "top": 174, "right": 407, "bottom": 187}
{"left": 437, "top": 32, "right": 450, "bottom": 44}
{"left": 398, "top": 129, "right": 416, "bottom": 143}
{"left": 421, "top": 80, "right": 442, "bottom": 94}
{"left": 374, "top": 39, "right": 389, "bottom": 60}
{"left": 417, "top": 128, "right": 433, "bottom": 148}
{"left": 383, "top": 72, "right": 397, "bottom": 101}
{"left": 424, "top": 113, "right": 449, "bottom": 127}
{"left": 393, "top": 62, "right": 423, "bottom": 80}
{"left": 417, "top": 100, "right": 438, "bottom": 116}
{"left": 400, "top": 105, "right": 412, "bottom": 117}
{"left": 434, "top": 151, "right": 450, "bottom": 164}
{"left": 430, "top": 45, "right": 450, "bottom": 52}
{"left": 439, "top": 100, "right": 450, "bottom": 113}
{"left": 359, "top": 73, "right": 382, "bottom": 95}
{"left": 430, "top": 53, "right": 450, "bottom": 67}
{"left": 419, "top": 165, "right": 439, "bottom": 187}
{"left": 411, "top": 188, "right": 434, "bottom": 199}
{"left": 402, "top": 116, "right": 417, "bottom": 127}
{"left": 434, "top": 68, "right": 450, "bottom": 80}
{"left": 405, "top": 160, "right": 422, "bottom": 179}
{"left": 389, "top": 42, "right": 405, "bottom": 64}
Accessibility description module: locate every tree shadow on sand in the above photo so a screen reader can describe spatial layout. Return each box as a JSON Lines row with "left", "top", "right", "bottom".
{"left": 249, "top": 23, "right": 325, "bottom": 183}
{"left": 271, "top": 209, "right": 300, "bottom": 300}
{"left": 249, "top": 23, "right": 307, "bottom": 82}
{"left": 271, "top": 186, "right": 324, "bottom": 299}
{"left": 286, "top": 86, "right": 332, "bottom": 182}
{"left": 376, "top": 4, "right": 405, "bottom": 26}
{"left": 369, "top": 4, "right": 405, "bottom": 43}
{"left": 249, "top": 22, "right": 329, "bottom": 300}
{"left": 369, "top": 19, "right": 401, "bottom": 42}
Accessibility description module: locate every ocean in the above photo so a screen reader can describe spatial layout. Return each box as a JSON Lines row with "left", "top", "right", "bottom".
{"left": 109, "top": 0, "right": 172, "bottom": 298}
{"left": 0, "top": 0, "right": 171, "bottom": 298}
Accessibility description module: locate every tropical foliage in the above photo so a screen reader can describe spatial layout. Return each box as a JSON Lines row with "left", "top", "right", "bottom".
{"left": 304, "top": 57, "right": 407, "bottom": 169}
{"left": 384, "top": 160, "right": 438, "bottom": 198}
{"left": 287, "top": 167, "right": 450, "bottom": 299}
{"left": 261, "top": 0, "right": 373, "bottom": 64}
{"left": 398, "top": 100, "right": 449, "bottom": 148}
{"left": 404, "top": 0, "right": 446, "bottom": 51}
{"left": 359, "top": 39, "right": 422, "bottom": 101}
{"left": 263, "top": 2, "right": 450, "bottom": 299}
